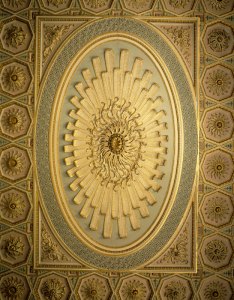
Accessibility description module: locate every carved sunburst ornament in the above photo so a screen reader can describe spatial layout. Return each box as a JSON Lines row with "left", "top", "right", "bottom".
{"left": 64, "top": 49, "right": 168, "bottom": 239}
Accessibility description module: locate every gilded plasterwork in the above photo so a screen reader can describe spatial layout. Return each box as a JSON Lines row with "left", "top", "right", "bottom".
{"left": 37, "top": 207, "right": 88, "bottom": 268}
{"left": 143, "top": 203, "right": 195, "bottom": 271}
{"left": 52, "top": 30, "right": 181, "bottom": 254}
{"left": 1, "top": 0, "right": 233, "bottom": 297}
{"left": 43, "top": 24, "right": 73, "bottom": 59}
{"left": 65, "top": 48, "right": 167, "bottom": 239}
{"left": 0, "top": 0, "right": 234, "bottom": 296}
{"left": 0, "top": 273, "right": 30, "bottom": 300}
{"left": 35, "top": 17, "right": 197, "bottom": 270}
{"left": 150, "top": 22, "right": 196, "bottom": 84}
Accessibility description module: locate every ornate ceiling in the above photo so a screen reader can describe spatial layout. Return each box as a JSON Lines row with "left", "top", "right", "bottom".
{"left": 0, "top": 0, "right": 233, "bottom": 299}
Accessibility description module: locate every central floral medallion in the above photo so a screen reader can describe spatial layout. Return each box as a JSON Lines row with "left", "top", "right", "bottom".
{"left": 64, "top": 49, "right": 168, "bottom": 238}
{"left": 108, "top": 133, "right": 124, "bottom": 154}
{"left": 89, "top": 97, "right": 146, "bottom": 187}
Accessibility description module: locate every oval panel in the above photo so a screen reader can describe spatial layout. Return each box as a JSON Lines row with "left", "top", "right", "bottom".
{"left": 52, "top": 35, "right": 181, "bottom": 254}
{"left": 36, "top": 18, "right": 197, "bottom": 270}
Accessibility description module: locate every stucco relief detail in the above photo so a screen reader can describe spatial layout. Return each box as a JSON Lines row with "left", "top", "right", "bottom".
{"left": 1, "top": 235, "right": 24, "bottom": 260}
{"left": 0, "top": 146, "right": 31, "bottom": 182}
{"left": 0, "top": 273, "right": 30, "bottom": 300}
{"left": 41, "top": 225, "right": 70, "bottom": 262}
{"left": 40, "top": 0, "right": 72, "bottom": 11}
{"left": 159, "top": 227, "right": 188, "bottom": 264}
{"left": 163, "top": 0, "right": 195, "bottom": 14}
{"left": 202, "top": 107, "right": 234, "bottom": 143}
{"left": 76, "top": 274, "right": 112, "bottom": 300}
{"left": 118, "top": 274, "right": 152, "bottom": 300}
{"left": 163, "top": 281, "right": 186, "bottom": 299}
{"left": 145, "top": 206, "right": 193, "bottom": 269}
{"left": 81, "top": 0, "right": 113, "bottom": 13}
{"left": 159, "top": 276, "right": 193, "bottom": 300}
{"left": 203, "top": 22, "right": 234, "bottom": 58}
{"left": 64, "top": 48, "right": 167, "bottom": 239}
{"left": 199, "top": 275, "right": 233, "bottom": 300}
{"left": 0, "top": 188, "right": 30, "bottom": 224}
{"left": 201, "top": 191, "right": 233, "bottom": 228}
{"left": 0, "top": 103, "right": 31, "bottom": 139}
{"left": 43, "top": 24, "right": 73, "bottom": 60}
{"left": 1, "top": 65, "right": 26, "bottom": 92}
{"left": 40, "top": 278, "right": 65, "bottom": 299}
{"left": 1, "top": 0, "right": 30, "bottom": 12}
{"left": 36, "top": 273, "right": 71, "bottom": 300}
{"left": 203, "top": 0, "right": 234, "bottom": 16}
{"left": 0, "top": 230, "right": 30, "bottom": 266}
{"left": 155, "top": 23, "right": 194, "bottom": 81}
{"left": 122, "top": 0, "right": 154, "bottom": 13}
{"left": 0, "top": 18, "right": 32, "bottom": 54}
{"left": 161, "top": 26, "right": 192, "bottom": 66}
{"left": 47, "top": 0, "right": 67, "bottom": 7}
{"left": 201, "top": 149, "right": 234, "bottom": 185}
{"left": 200, "top": 234, "right": 233, "bottom": 269}
{"left": 208, "top": 29, "right": 230, "bottom": 52}
{"left": 3, "top": 24, "right": 26, "bottom": 48}
{"left": 0, "top": 61, "right": 32, "bottom": 97}
{"left": 202, "top": 64, "right": 233, "bottom": 101}
{"left": 169, "top": 0, "right": 190, "bottom": 8}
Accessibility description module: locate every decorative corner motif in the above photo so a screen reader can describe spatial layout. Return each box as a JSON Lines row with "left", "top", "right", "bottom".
{"left": 43, "top": 24, "right": 74, "bottom": 61}
{"left": 160, "top": 25, "right": 192, "bottom": 66}
{"left": 158, "top": 226, "right": 189, "bottom": 265}
{"left": 41, "top": 225, "right": 70, "bottom": 262}
{"left": 143, "top": 203, "right": 195, "bottom": 271}
{"left": 150, "top": 22, "right": 195, "bottom": 83}
{"left": 37, "top": 207, "right": 89, "bottom": 268}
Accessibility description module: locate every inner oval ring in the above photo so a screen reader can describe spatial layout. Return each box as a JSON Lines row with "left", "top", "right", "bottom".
{"left": 50, "top": 34, "right": 181, "bottom": 255}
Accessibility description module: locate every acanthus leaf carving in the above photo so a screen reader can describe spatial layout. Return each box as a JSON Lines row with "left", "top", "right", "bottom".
{"left": 41, "top": 225, "right": 69, "bottom": 262}
{"left": 43, "top": 24, "right": 73, "bottom": 59}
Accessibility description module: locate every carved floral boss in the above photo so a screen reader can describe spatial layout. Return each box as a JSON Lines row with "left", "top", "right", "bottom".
{"left": 64, "top": 49, "right": 167, "bottom": 238}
